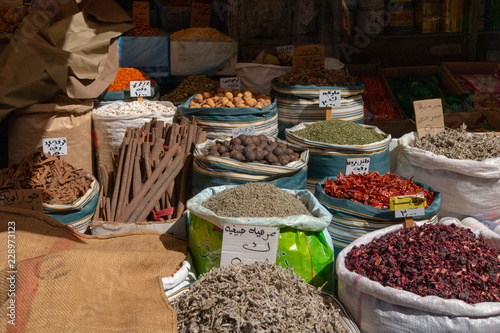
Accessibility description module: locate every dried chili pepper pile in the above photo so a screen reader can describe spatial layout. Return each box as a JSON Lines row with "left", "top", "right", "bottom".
{"left": 0, "top": 152, "right": 92, "bottom": 204}
{"left": 323, "top": 171, "right": 434, "bottom": 209}
{"left": 345, "top": 224, "right": 500, "bottom": 304}
{"left": 108, "top": 67, "right": 155, "bottom": 92}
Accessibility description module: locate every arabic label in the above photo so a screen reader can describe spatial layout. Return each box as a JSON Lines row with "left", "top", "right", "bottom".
{"left": 0, "top": 189, "right": 43, "bottom": 211}
{"left": 413, "top": 98, "right": 445, "bottom": 139}
{"left": 319, "top": 90, "right": 342, "bottom": 108}
{"left": 390, "top": 195, "right": 427, "bottom": 211}
{"left": 42, "top": 137, "right": 68, "bottom": 156}
{"left": 345, "top": 157, "right": 370, "bottom": 175}
{"left": 395, "top": 207, "right": 425, "bottom": 218}
{"left": 293, "top": 44, "right": 325, "bottom": 68}
{"left": 190, "top": 1, "right": 212, "bottom": 28}
{"left": 231, "top": 126, "right": 256, "bottom": 138}
{"left": 220, "top": 224, "right": 280, "bottom": 267}
{"left": 130, "top": 80, "right": 151, "bottom": 97}
{"left": 276, "top": 45, "right": 294, "bottom": 57}
{"left": 220, "top": 77, "right": 241, "bottom": 91}
{"left": 132, "top": 1, "right": 150, "bottom": 26}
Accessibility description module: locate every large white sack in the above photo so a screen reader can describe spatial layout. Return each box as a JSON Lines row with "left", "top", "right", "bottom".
{"left": 235, "top": 63, "right": 291, "bottom": 95}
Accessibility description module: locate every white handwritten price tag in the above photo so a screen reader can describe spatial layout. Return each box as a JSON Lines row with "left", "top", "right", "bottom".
{"left": 130, "top": 80, "right": 151, "bottom": 97}
{"left": 231, "top": 126, "right": 256, "bottom": 138}
{"left": 319, "top": 90, "right": 342, "bottom": 108}
{"left": 345, "top": 157, "right": 370, "bottom": 175}
{"left": 220, "top": 224, "right": 280, "bottom": 267}
{"left": 395, "top": 207, "right": 425, "bottom": 218}
{"left": 276, "top": 45, "right": 294, "bottom": 57}
{"left": 43, "top": 137, "right": 67, "bottom": 156}
{"left": 220, "top": 77, "right": 241, "bottom": 91}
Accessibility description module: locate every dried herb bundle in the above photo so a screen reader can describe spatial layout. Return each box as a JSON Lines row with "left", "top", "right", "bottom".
{"left": 294, "top": 120, "right": 386, "bottom": 145}
{"left": 172, "top": 261, "right": 346, "bottom": 333}
{"left": 346, "top": 224, "right": 500, "bottom": 304}
{"left": 0, "top": 151, "right": 91, "bottom": 204}
{"left": 278, "top": 67, "right": 357, "bottom": 87}
{"left": 411, "top": 124, "right": 500, "bottom": 161}
{"left": 201, "top": 183, "right": 312, "bottom": 218}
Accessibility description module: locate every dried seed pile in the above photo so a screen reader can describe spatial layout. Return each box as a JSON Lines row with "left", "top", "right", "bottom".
{"left": 201, "top": 183, "right": 311, "bottom": 218}
{"left": 172, "top": 261, "right": 346, "bottom": 333}
{"left": 411, "top": 124, "right": 500, "bottom": 161}
{"left": 346, "top": 224, "right": 500, "bottom": 304}
{"left": 295, "top": 120, "right": 386, "bottom": 145}
{"left": 94, "top": 101, "right": 176, "bottom": 116}
{"left": 278, "top": 67, "right": 357, "bottom": 86}
{"left": 0, "top": 152, "right": 92, "bottom": 204}
{"left": 161, "top": 76, "right": 220, "bottom": 105}
{"left": 170, "top": 27, "right": 231, "bottom": 41}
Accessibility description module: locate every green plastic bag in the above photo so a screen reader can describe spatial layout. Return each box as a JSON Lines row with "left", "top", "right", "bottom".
{"left": 187, "top": 185, "right": 335, "bottom": 290}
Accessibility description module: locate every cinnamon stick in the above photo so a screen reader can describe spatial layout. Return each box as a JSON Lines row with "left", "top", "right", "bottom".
{"left": 110, "top": 135, "right": 129, "bottom": 221}
{"left": 175, "top": 153, "right": 193, "bottom": 218}
{"left": 116, "top": 132, "right": 138, "bottom": 217}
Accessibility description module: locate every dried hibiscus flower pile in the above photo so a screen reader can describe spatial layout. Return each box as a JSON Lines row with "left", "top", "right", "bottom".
{"left": 345, "top": 224, "right": 500, "bottom": 304}
{"left": 323, "top": 171, "right": 434, "bottom": 209}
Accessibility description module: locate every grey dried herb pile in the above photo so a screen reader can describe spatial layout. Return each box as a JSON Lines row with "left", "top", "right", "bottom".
{"left": 411, "top": 124, "right": 500, "bottom": 161}
{"left": 201, "top": 183, "right": 311, "bottom": 218}
{"left": 172, "top": 261, "right": 347, "bottom": 333}
{"left": 295, "top": 119, "right": 386, "bottom": 145}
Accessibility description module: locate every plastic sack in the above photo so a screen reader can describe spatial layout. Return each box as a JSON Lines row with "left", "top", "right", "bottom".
{"left": 178, "top": 97, "right": 278, "bottom": 140}
{"left": 44, "top": 173, "right": 100, "bottom": 233}
{"left": 191, "top": 137, "right": 309, "bottom": 194}
{"left": 163, "top": 252, "right": 197, "bottom": 300}
{"left": 337, "top": 221, "right": 500, "bottom": 333}
{"left": 117, "top": 34, "right": 170, "bottom": 81}
{"left": 396, "top": 132, "right": 500, "bottom": 221}
{"left": 235, "top": 63, "right": 292, "bottom": 95}
{"left": 286, "top": 122, "right": 391, "bottom": 191}
{"left": 92, "top": 101, "right": 176, "bottom": 170}
{"left": 187, "top": 185, "right": 335, "bottom": 290}
{"left": 170, "top": 39, "right": 238, "bottom": 76}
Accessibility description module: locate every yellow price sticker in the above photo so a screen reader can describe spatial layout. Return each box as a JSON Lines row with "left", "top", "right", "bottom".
{"left": 389, "top": 195, "right": 427, "bottom": 211}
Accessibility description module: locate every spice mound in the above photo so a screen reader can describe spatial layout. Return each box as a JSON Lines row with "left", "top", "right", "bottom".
{"left": 125, "top": 23, "right": 163, "bottom": 37}
{"left": 294, "top": 120, "right": 386, "bottom": 145}
{"left": 108, "top": 67, "right": 155, "bottom": 92}
{"left": 161, "top": 76, "right": 219, "bottom": 104}
{"left": 278, "top": 67, "right": 358, "bottom": 86}
{"left": 323, "top": 171, "right": 435, "bottom": 209}
{"left": 172, "top": 261, "right": 347, "bottom": 333}
{"left": 345, "top": 224, "right": 500, "bottom": 304}
{"left": 0, "top": 152, "right": 92, "bottom": 204}
{"left": 170, "top": 27, "right": 231, "bottom": 41}
{"left": 201, "top": 183, "right": 311, "bottom": 218}
{"left": 204, "top": 134, "right": 302, "bottom": 166}
{"left": 93, "top": 101, "right": 176, "bottom": 116}
{"left": 410, "top": 124, "right": 500, "bottom": 161}
{"left": 189, "top": 89, "right": 272, "bottom": 108}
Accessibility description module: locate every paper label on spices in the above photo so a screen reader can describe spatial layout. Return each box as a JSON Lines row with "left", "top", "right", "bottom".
{"left": 390, "top": 195, "right": 426, "bottom": 211}
{"left": 394, "top": 207, "right": 425, "bottom": 218}
{"left": 276, "top": 45, "right": 294, "bottom": 57}
{"left": 130, "top": 80, "right": 151, "bottom": 97}
{"left": 220, "top": 224, "right": 279, "bottom": 267}
{"left": 220, "top": 77, "right": 240, "bottom": 91}
{"left": 0, "top": 189, "right": 43, "bottom": 211}
{"left": 413, "top": 98, "right": 445, "bottom": 138}
{"left": 190, "top": 1, "right": 212, "bottom": 28}
{"left": 232, "top": 126, "right": 256, "bottom": 138}
{"left": 293, "top": 44, "right": 325, "bottom": 68}
{"left": 319, "top": 90, "right": 342, "bottom": 108}
{"left": 345, "top": 157, "right": 370, "bottom": 175}
{"left": 133, "top": 1, "right": 150, "bottom": 26}
{"left": 43, "top": 137, "right": 67, "bottom": 156}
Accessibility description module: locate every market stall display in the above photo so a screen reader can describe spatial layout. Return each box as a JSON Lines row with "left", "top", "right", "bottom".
{"left": 161, "top": 76, "right": 220, "bottom": 105}
{"left": 337, "top": 221, "right": 500, "bottom": 333}
{"left": 0, "top": 151, "right": 99, "bottom": 232}
{"left": 187, "top": 183, "right": 334, "bottom": 290}
{"left": 286, "top": 120, "right": 391, "bottom": 191}
{"left": 396, "top": 126, "right": 500, "bottom": 220}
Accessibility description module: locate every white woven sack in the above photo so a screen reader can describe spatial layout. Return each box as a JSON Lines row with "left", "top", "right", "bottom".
{"left": 337, "top": 221, "right": 500, "bottom": 333}
{"left": 395, "top": 132, "right": 500, "bottom": 221}
{"left": 92, "top": 101, "right": 176, "bottom": 171}
{"left": 235, "top": 63, "right": 291, "bottom": 95}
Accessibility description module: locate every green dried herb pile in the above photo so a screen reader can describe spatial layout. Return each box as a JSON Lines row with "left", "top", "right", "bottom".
{"left": 294, "top": 120, "right": 386, "bottom": 145}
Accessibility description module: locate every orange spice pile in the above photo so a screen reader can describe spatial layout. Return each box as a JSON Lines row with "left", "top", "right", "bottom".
{"left": 108, "top": 67, "right": 155, "bottom": 92}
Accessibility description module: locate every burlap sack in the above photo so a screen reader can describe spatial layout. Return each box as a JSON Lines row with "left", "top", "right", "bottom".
{"left": 0, "top": 207, "right": 186, "bottom": 332}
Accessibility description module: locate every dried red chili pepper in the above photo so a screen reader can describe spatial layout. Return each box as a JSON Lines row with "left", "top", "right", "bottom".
{"left": 323, "top": 171, "right": 434, "bottom": 209}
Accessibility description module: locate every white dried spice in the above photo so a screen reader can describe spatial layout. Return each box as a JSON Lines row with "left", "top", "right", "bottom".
{"left": 94, "top": 101, "right": 176, "bottom": 116}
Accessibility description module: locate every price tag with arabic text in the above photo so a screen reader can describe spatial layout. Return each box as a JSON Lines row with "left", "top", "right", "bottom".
{"left": 220, "top": 77, "right": 240, "bottom": 91}
{"left": 43, "top": 137, "right": 67, "bottom": 156}
{"left": 276, "top": 45, "right": 294, "bottom": 57}
{"left": 133, "top": 1, "right": 150, "bottom": 26}
{"left": 130, "top": 80, "right": 151, "bottom": 97}
{"left": 319, "top": 90, "right": 342, "bottom": 108}
{"left": 220, "top": 224, "right": 279, "bottom": 267}
{"left": 0, "top": 189, "right": 43, "bottom": 211}
{"left": 345, "top": 157, "right": 370, "bottom": 175}
{"left": 232, "top": 126, "right": 256, "bottom": 138}
{"left": 414, "top": 98, "right": 445, "bottom": 138}
{"left": 390, "top": 195, "right": 426, "bottom": 218}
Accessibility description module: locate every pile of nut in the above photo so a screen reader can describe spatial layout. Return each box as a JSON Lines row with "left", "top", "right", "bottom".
{"left": 204, "top": 135, "right": 302, "bottom": 166}
{"left": 188, "top": 89, "right": 272, "bottom": 108}
{"left": 161, "top": 76, "right": 219, "bottom": 104}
